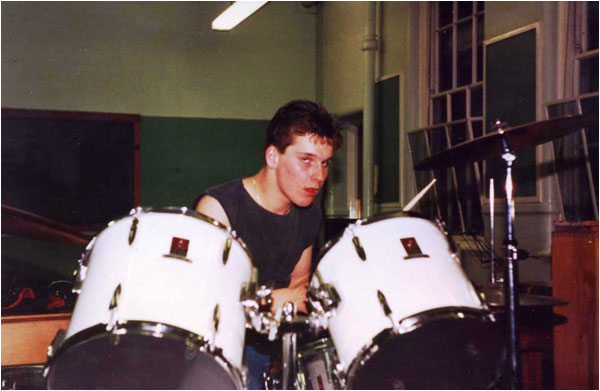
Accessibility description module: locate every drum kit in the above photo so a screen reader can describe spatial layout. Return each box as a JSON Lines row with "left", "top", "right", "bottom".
{"left": 36, "top": 114, "right": 594, "bottom": 389}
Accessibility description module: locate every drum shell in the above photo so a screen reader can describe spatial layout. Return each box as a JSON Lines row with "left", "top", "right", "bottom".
{"left": 66, "top": 210, "right": 251, "bottom": 369}
{"left": 312, "top": 215, "right": 485, "bottom": 370}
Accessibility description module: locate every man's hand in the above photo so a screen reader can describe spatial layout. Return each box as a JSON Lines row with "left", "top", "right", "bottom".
{"left": 270, "top": 285, "right": 308, "bottom": 314}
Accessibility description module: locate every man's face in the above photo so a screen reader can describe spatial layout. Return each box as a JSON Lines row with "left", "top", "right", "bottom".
{"left": 273, "top": 134, "right": 334, "bottom": 208}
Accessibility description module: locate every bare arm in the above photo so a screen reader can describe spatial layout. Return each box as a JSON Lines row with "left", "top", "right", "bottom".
{"left": 270, "top": 245, "right": 312, "bottom": 314}
{"left": 195, "top": 195, "right": 231, "bottom": 227}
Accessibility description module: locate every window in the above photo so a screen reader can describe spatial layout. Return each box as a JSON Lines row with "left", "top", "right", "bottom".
{"left": 408, "top": 2, "right": 485, "bottom": 234}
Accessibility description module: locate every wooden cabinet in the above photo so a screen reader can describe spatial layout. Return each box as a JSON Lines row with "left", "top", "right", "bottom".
{"left": 552, "top": 221, "right": 599, "bottom": 390}
{"left": 1, "top": 313, "right": 71, "bottom": 366}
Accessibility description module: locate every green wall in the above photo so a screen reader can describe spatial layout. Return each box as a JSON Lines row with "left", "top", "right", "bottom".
{"left": 140, "top": 116, "right": 269, "bottom": 208}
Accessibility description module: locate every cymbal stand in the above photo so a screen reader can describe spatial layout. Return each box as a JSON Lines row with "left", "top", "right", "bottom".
{"left": 490, "top": 178, "right": 497, "bottom": 284}
{"left": 280, "top": 302, "right": 299, "bottom": 390}
{"left": 500, "top": 134, "right": 522, "bottom": 389}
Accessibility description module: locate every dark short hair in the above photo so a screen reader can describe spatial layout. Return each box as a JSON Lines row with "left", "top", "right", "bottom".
{"left": 265, "top": 100, "right": 343, "bottom": 152}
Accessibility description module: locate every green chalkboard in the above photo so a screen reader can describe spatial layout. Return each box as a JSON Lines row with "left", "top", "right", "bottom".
{"left": 485, "top": 28, "right": 537, "bottom": 197}
{"left": 141, "top": 117, "right": 269, "bottom": 208}
{"left": 375, "top": 76, "right": 400, "bottom": 204}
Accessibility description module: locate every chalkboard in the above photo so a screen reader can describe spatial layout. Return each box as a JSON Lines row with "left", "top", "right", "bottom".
{"left": 1, "top": 109, "right": 139, "bottom": 228}
{"left": 485, "top": 28, "right": 537, "bottom": 197}
{"left": 140, "top": 116, "right": 269, "bottom": 208}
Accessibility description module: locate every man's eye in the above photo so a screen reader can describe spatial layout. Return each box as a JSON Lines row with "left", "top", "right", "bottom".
{"left": 302, "top": 157, "right": 310, "bottom": 163}
{"left": 322, "top": 161, "right": 330, "bottom": 167}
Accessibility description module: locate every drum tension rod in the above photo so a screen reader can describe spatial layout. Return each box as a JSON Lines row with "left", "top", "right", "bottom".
{"left": 222, "top": 237, "right": 232, "bottom": 265}
{"left": 377, "top": 290, "right": 399, "bottom": 333}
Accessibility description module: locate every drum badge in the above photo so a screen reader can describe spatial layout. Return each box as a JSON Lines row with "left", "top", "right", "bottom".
{"left": 170, "top": 237, "right": 190, "bottom": 258}
{"left": 400, "top": 237, "right": 427, "bottom": 259}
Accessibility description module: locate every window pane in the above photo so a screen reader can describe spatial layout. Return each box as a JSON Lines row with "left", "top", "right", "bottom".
{"left": 457, "top": 2, "right": 473, "bottom": 20}
{"left": 432, "top": 96, "right": 448, "bottom": 124}
{"left": 582, "top": 96, "right": 599, "bottom": 207}
{"left": 471, "top": 120, "right": 484, "bottom": 176}
{"left": 427, "top": 126, "right": 461, "bottom": 232}
{"left": 439, "top": 2, "right": 454, "bottom": 27}
{"left": 439, "top": 28, "right": 453, "bottom": 91}
{"left": 427, "top": 126, "right": 449, "bottom": 155}
{"left": 588, "top": 1, "right": 599, "bottom": 50}
{"left": 476, "top": 15, "right": 484, "bottom": 82}
{"left": 476, "top": 1, "right": 484, "bottom": 13}
{"left": 408, "top": 131, "right": 438, "bottom": 218}
{"left": 450, "top": 122, "right": 468, "bottom": 145}
{"left": 547, "top": 101, "right": 578, "bottom": 118}
{"left": 579, "top": 56, "right": 599, "bottom": 94}
{"left": 451, "top": 90, "right": 466, "bottom": 120}
{"left": 457, "top": 20, "right": 473, "bottom": 87}
{"left": 471, "top": 85, "right": 483, "bottom": 117}
{"left": 452, "top": 122, "right": 484, "bottom": 233}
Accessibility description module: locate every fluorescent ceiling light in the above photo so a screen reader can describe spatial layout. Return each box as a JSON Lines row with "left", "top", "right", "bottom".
{"left": 212, "top": 1, "right": 267, "bottom": 31}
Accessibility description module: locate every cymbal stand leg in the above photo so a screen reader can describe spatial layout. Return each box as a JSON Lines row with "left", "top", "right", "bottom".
{"left": 501, "top": 136, "right": 522, "bottom": 389}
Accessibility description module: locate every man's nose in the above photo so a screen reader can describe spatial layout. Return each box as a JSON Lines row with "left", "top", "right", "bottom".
{"left": 312, "top": 164, "right": 327, "bottom": 183}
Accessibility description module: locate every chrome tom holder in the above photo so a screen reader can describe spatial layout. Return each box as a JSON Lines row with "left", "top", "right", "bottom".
{"left": 240, "top": 269, "right": 279, "bottom": 341}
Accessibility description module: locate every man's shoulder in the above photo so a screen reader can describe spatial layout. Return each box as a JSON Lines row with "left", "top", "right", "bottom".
{"left": 206, "top": 179, "right": 242, "bottom": 196}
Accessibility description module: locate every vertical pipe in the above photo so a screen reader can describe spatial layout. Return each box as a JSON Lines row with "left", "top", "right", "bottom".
{"left": 362, "top": 2, "right": 378, "bottom": 218}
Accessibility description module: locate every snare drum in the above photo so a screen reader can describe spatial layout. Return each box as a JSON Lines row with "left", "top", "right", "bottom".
{"left": 311, "top": 213, "right": 505, "bottom": 389}
{"left": 45, "top": 208, "right": 253, "bottom": 389}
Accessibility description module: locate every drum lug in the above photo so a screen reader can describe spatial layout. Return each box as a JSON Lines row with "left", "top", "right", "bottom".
{"left": 109, "top": 284, "right": 121, "bottom": 310}
{"left": 222, "top": 237, "right": 232, "bottom": 265}
{"left": 377, "top": 290, "right": 400, "bottom": 334}
{"left": 72, "top": 237, "right": 97, "bottom": 294}
{"left": 308, "top": 271, "right": 341, "bottom": 326}
{"left": 106, "top": 284, "right": 123, "bottom": 333}
{"left": 352, "top": 236, "right": 367, "bottom": 261}
{"left": 72, "top": 265, "right": 86, "bottom": 294}
{"left": 212, "top": 303, "right": 220, "bottom": 350}
{"left": 128, "top": 217, "right": 139, "bottom": 245}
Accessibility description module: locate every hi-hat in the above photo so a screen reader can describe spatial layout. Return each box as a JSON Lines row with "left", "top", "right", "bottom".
{"left": 414, "top": 114, "right": 597, "bottom": 170}
{"left": 479, "top": 286, "right": 567, "bottom": 308}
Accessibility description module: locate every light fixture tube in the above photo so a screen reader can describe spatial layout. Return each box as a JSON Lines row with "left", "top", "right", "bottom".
{"left": 212, "top": 1, "right": 267, "bottom": 31}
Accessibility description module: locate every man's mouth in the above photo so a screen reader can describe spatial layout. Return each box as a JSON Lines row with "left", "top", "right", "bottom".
{"left": 304, "top": 188, "right": 319, "bottom": 196}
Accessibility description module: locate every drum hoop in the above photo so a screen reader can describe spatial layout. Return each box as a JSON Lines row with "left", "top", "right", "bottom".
{"left": 103, "top": 206, "right": 253, "bottom": 261}
{"left": 344, "top": 306, "right": 494, "bottom": 387}
{"left": 46, "top": 320, "right": 245, "bottom": 389}
{"left": 317, "top": 211, "right": 429, "bottom": 261}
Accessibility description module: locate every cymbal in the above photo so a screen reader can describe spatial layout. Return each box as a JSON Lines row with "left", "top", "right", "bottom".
{"left": 479, "top": 287, "right": 567, "bottom": 308}
{"left": 2, "top": 204, "right": 91, "bottom": 245}
{"left": 414, "top": 114, "right": 598, "bottom": 170}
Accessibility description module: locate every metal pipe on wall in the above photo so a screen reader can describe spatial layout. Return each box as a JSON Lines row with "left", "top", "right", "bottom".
{"left": 362, "top": 2, "right": 378, "bottom": 218}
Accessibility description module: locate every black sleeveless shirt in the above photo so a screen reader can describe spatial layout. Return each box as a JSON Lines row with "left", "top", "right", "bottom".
{"left": 195, "top": 180, "right": 321, "bottom": 288}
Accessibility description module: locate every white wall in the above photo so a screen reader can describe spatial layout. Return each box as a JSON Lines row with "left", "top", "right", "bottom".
{"left": 1, "top": 2, "right": 317, "bottom": 119}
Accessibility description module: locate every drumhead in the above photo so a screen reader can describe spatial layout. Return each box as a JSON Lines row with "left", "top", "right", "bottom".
{"left": 46, "top": 322, "right": 243, "bottom": 390}
{"left": 346, "top": 309, "right": 506, "bottom": 390}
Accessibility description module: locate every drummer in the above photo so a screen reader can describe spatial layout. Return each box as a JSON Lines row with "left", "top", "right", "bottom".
{"left": 194, "top": 100, "right": 342, "bottom": 389}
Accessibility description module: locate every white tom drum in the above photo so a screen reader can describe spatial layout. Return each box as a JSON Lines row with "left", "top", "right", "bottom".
{"left": 310, "top": 213, "right": 505, "bottom": 389}
{"left": 45, "top": 208, "right": 253, "bottom": 389}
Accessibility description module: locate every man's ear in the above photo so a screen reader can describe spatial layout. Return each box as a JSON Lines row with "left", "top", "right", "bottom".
{"left": 265, "top": 145, "right": 279, "bottom": 168}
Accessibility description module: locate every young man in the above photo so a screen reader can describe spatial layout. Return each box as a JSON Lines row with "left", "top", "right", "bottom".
{"left": 194, "top": 100, "right": 342, "bottom": 389}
